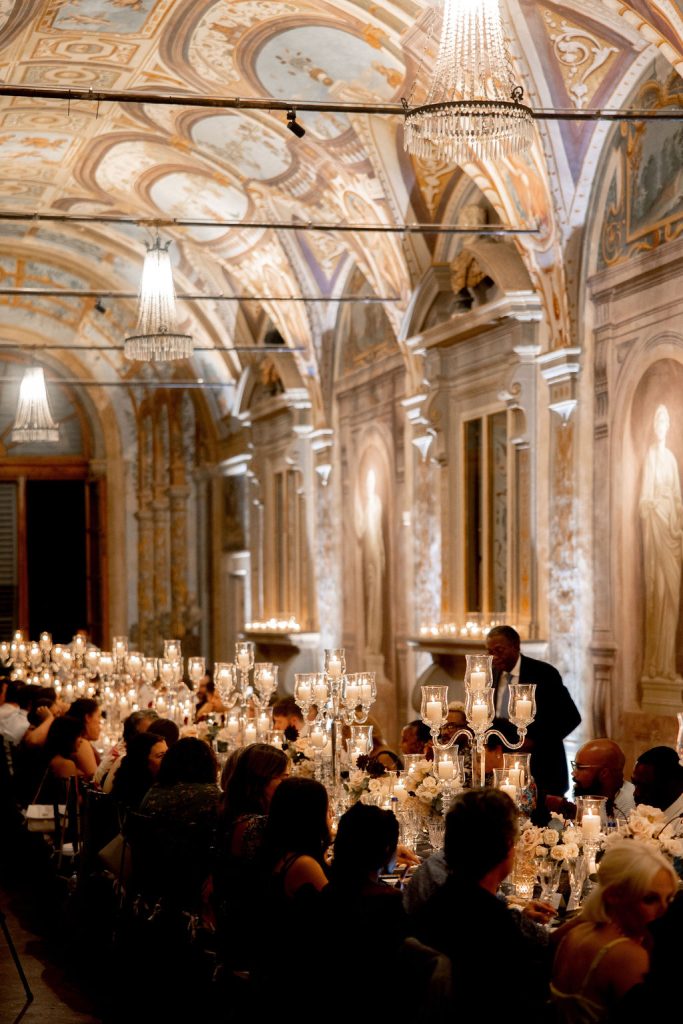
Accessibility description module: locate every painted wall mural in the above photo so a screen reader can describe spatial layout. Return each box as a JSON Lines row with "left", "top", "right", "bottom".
{"left": 600, "top": 70, "right": 683, "bottom": 267}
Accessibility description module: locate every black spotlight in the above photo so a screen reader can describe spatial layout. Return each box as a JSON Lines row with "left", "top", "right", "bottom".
{"left": 94, "top": 297, "right": 106, "bottom": 314}
{"left": 286, "top": 109, "right": 305, "bottom": 138}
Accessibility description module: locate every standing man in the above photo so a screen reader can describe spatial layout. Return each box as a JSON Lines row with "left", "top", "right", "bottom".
{"left": 485, "top": 625, "right": 581, "bottom": 810}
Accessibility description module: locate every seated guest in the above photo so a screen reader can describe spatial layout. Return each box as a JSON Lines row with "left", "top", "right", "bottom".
{"left": 95, "top": 708, "right": 158, "bottom": 792}
{"left": 44, "top": 715, "right": 90, "bottom": 782}
{"left": 632, "top": 746, "right": 683, "bottom": 821}
{"left": 551, "top": 840, "right": 676, "bottom": 1020}
{"left": 66, "top": 697, "right": 102, "bottom": 779}
{"left": 264, "top": 777, "right": 330, "bottom": 904}
{"left": 400, "top": 719, "right": 432, "bottom": 756}
{"left": 439, "top": 701, "right": 471, "bottom": 746}
{"left": 194, "top": 674, "right": 225, "bottom": 720}
{"left": 272, "top": 696, "right": 305, "bottom": 739}
{"left": 0, "top": 682, "right": 32, "bottom": 746}
{"left": 146, "top": 716, "right": 180, "bottom": 748}
{"left": 140, "top": 736, "right": 219, "bottom": 824}
{"left": 547, "top": 738, "right": 635, "bottom": 823}
{"left": 112, "top": 731, "right": 168, "bottom": 816}
{"left": 220, "top": 742, "right": 289, "bottom": 858}
{"left": 410, "top": 789, "right": 549, "bottom": 1017}
{"left": 317, "top": 803, "right": 407, "bottom": 1015}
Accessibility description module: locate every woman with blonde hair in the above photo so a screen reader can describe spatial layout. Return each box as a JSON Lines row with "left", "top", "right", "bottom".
{"left": 551, "top": 840, "right": 677, "bottom": 1021}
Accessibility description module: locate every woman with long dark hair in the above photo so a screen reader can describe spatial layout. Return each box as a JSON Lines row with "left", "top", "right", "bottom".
{"left": 220, "top": 742, "right": 289, "bottom": 859}
{"left": 263, "top": 776, "right": 330, "bottom": 903}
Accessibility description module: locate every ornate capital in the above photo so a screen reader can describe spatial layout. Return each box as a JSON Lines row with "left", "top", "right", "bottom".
{"left": 538, "top": 347, "right": 582, "bottom": 421}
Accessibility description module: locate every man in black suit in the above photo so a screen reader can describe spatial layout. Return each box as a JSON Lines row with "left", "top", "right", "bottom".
{"left": 485, "top": 626, "right": 581, "bottom": 812}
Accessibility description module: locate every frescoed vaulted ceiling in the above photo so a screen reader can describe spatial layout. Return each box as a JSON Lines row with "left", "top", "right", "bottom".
{"left": 0, "top": 0, "right": 681, "bottom": 435}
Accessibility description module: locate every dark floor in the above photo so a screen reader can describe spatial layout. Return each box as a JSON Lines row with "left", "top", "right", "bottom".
{"left": 0, "top": 887, "right": 102, "bottom": 1024}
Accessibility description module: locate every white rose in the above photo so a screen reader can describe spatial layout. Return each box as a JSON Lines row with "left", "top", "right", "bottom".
{"left": 349, "top": 770, "right": 365, "bottom": 789}
{"left": 422, "top": 775, "right": 438, "bottom": 790}
{"left": 550, "top": 845, "right": 566, "bottom": 861}
{"left": 662, "top": 837, "right": 683, "bottom": 857}
{"left": 543, "top": 829, "right": 559, "bottom": 847}
{"left": 535, "top": 846, "right": 548, "bottom": 858}
{"left": 564, "top": 842, "right": 580, "bottom": 860}
{"left": 518, "top": 828, "right": 540, "bottom": 850}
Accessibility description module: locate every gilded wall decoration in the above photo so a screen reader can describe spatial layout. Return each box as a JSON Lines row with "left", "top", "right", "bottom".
{"left": 600, "top": 72, "right": 683, "bottom": 267}
{"left": 541, "top": 7, "right": 618, "bottom": 109}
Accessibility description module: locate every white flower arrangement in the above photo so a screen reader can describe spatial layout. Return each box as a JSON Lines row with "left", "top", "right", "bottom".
{"left": 602, "top": 804, "right": 683, "bottom": 859}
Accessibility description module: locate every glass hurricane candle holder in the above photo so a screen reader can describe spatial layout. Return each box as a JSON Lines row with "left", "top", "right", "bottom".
{"left": 142, "top": 657, "right": 158, "bottom": 686}
{"left": 465, "top": 688, "right": 494, "bottom": 734}
{"left": 214, "top": 662, "right": 236, "bottom": 705}
{"left": 403, "top": 753, "right": 425, "bottom": 777}
{"left": 254, "top": 663, "right": 277, "bottom": 703}
{"left": 294, "top": 672, "right": 321, "bottom": 716}
{"left": 464, "top": 653, "right": 493, "bottom": 693}
{"left": 268, "top": 728, "right": 286, "bottom": 749}
{"left": 113, "top": 636, "right": 128, "bottom": 668}
{"left": 126, "top": 651, "right": 143, "bottom": 679}
{"left": 188, "top": 656, "right": 206, "bottom": 684}
{"left": 493, "top": 768, "right": 519, "bottom": 803}
{"left": 98, "top": 651, "right": 114, "bottom": 679}
{"left": 29, "top": 642, "right": 42, "bottom": 668}
{"left": 324, "top": 648, "right": 346, "bottom": 680}
{"left": 39, "top": 631, "right": 52, "bottom": 654}
{"left": 256, "top": 707, "right": 273, "bottom": 738}
{"left": 235, "top": 641, "right": 255, "bottom": 674}
{"left": 421, "top": 684, "right": 449, "bottom": 731}
{"left": 164, "top": 639, "right": 182, "bottom": 662}
{"left": 502, "top": 753, "right": 531, "bottom": 789}
{"left": 508, "top": 683, "right": 536, "bottom": 728}
{"left": 350, "top": 723, "right": 373, "bottom": 755}
{"left": 576, "top": 795, "right": 608, "bottom": 840}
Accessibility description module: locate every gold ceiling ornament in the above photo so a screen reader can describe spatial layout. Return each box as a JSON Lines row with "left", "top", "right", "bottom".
{"left": 11, "top": 367, "right": 59, "bottom": 444}
{"left": 404, "top": 0, "right": 534, "bottom": 165}
{"left": 124, "top": 237, "right": 193, "bottom": 362}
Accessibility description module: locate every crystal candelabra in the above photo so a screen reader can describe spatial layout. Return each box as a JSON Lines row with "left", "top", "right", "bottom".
{"left": 421, "top": 654, "right": 536, "bottom": 790}
{"left": 212, "top": 641, "right": 279, "bottom": 747}
{"left": 294, "top": 648, "right": 376, "bottom": 784}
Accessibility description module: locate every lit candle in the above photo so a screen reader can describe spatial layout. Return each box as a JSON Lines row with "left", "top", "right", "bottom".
{"left": 437, "top": 759, "right": 455, "bottom": 780}
{"left": 238, "top": 652, "right": 251, "bottom": 671}
{"left": 425, "top": 700, "right": 443, "bottom": 723}
{"left": 470, "top": 700, "right": 488, "bottom": 727}
{"left": 469, "top": 670, "right": 487, "bottom": 691}
{"left": 244, "top": 723, "right": 257, "bottom": 743}
{"left": 227, "top": 717, "right": 239, "bottom": 736}
{"left": 508, "top": 767, "right": 523, "bottom": 788}
{"left": 311, "top": 730, "right": 326, "bottom": 749}
{"left": 327, "top": 656, "right": 341, "bottom": 677}
{"left": 582, "top": 812, "right": 600, "bottom": 840}
{"left": 314, "top": 681, "right": 328, "bottom": 704}
{"left": 360, "top": 681, "right": 373, "bottom": 702}
{"left": 515, "top": 698, "right": 532, "bottom": 723}
{"left": 260, "top": 670, "right": 273, "bottom": 689}
{"left": 500, "top": 782, "right": 517, "bottom": 800}
{"left": 345, "top": 682, "right": 360, "bottom": 705}
{"left": 297, "top": 681, "right": 311, "bottom": 701}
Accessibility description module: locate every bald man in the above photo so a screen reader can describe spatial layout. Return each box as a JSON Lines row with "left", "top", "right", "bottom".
{"left": 546, "top": 738, "right": 634, "bottom": 822}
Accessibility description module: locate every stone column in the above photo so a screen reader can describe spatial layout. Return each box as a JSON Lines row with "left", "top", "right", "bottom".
{"left": 538, "top": 348, "right": 584, "bottom": 723}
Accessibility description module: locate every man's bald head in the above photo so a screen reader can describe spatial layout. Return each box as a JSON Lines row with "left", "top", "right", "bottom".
{"left": 572, "top": 738, "right": 626, "bottom": 800}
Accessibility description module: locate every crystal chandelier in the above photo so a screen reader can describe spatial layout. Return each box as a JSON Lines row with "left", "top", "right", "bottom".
{"left": 11, "top": 367, "right": 59, "bottom": 444}
{"left": 124, "top": 236, "right": 193, "bottom": 361}
{"left": 404, "top": 0, "right": 534, "bottom": 164}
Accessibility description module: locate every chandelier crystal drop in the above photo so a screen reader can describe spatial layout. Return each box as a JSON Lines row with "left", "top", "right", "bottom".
{"left": 404, "top": 0, "right": 534, "bottom": 164}
{"left": 11, "top": 367, "right": 59, "bottom": 444}
{"left": 124, "top": 237, "right": 193, "bottom": 362}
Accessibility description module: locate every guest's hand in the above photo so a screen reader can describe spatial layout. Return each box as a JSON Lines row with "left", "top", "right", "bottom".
{"left": 395, "top": 844, "right": 421, "bottom": 867}
{"left": 546, "top": 796, "right": 577, "bottom": 819}
{"left": 522, "top": 900, "right": 557, "bottom": 925}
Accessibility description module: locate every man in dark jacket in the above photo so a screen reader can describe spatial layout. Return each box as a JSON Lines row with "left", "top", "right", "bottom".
{"left": 486, "top": 625, "right": 581, "bottom": 812}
